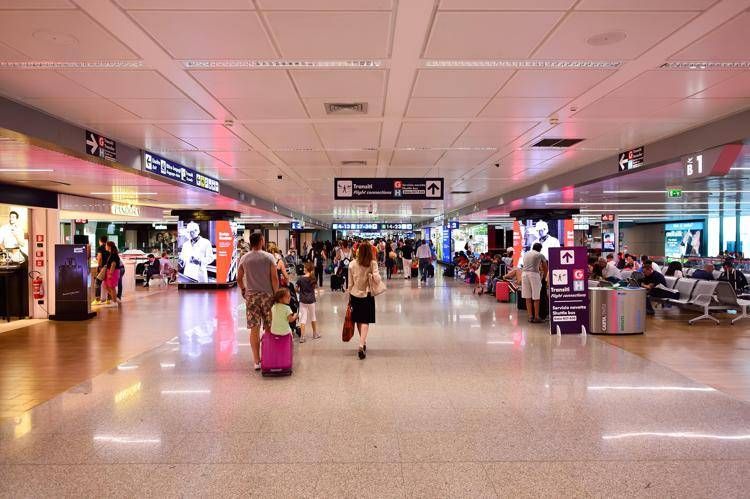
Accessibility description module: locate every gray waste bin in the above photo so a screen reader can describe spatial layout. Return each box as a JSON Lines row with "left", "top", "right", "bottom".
{"left": 589, "top": 287, "right": 646, "bottom": 335}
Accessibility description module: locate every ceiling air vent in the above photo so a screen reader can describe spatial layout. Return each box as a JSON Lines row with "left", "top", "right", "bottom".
{"left": 325, "top": 102, "right": 368, "bottom": 115}
{"left": 341, "top": 160, "right": 368, "bottom": 166}
{"left": 450, "top": 190, "right": 472, "bottom": 195}
{"left": 531, "top": 138, "right": 584, "bottom": 148}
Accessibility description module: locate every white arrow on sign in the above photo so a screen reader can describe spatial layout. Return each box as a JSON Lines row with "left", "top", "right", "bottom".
{"left": 86, "top": 133, "right": 99, "bottom": 154}
{"left": 618, "top": 153, "right": 628, "bottom": 171}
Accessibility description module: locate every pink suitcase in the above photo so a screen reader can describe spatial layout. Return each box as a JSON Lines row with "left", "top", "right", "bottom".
{"left": 261, "top": 333, "right": 293, "bottom": 376}
{"left": 496, "top": 281, "right": 510, "bottom": 302}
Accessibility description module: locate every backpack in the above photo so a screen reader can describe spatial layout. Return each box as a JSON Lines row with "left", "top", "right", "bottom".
{"left": 337, "top": 257, "right": 350, "bottom": 276}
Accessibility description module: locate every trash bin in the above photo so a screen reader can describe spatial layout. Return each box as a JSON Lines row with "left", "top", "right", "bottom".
{"left": 589, "top": 287, "right": 646, "bottom": 335}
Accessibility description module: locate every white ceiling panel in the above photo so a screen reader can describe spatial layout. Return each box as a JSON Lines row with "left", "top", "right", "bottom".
{"left": 326, "top": 150, "right": 378, "bottom": 167}
{"left": 424, "top": 12, "right": 564, "bottom": 59}
{"left": 576, "top": 0, "right": 715, "bottom": 9}
{"left": 436, "top": 149, "right": 496, "bottom": 169}
{"left": 157, "top": 123, "right": 238, "bottom": 139}
{"left": 396, "top": 122, "right": 467, "bottom": 149}
{"left": 573, "top": 97, "right": 681, "bottom": 119}
{"left": 61, "top": 70, "right": 183, "bottom": 99}
{"left": 129, "top": 11, "right": 275, "bottom": 59}
{"left": 303, "top": 97, "right": 384, "bottom": 118}
{"left": 223, "top": 97, "right": 307, "bottom": 119}
{"left": 116, "top": 0, "right": 254, "bottom": 9}
{"left": 191, "top": 70, "right": 298, "bottom": 99}
{"left": 608, "top": 70, "right": 737, "bottom": 99}
{"left": 671, "top": 12, "right": 750, "bottom": 61}
{"left": 315, "top": 122, "right": 381, "bottom": 149}
{"left": 0, "top": 71, "right": 95, "bottom": 99}
{"left": 497, "top": 70, "right": 614, "bottom": 98}
{"left": 406, "top": 98, "right": 488, "bottom": 118}
{"left": 142, "top": 137, "right": 196, "bottom": 152}
{"left": 24, "top": 98, "right": 139, "bottom": 122}
{"left": 341, "top": 166, "right": 377, "bottom": 177}
{"left": 246, "top": 123, "right": 322, "bottom": 150}
{"left": 439, "top": 0, "right": 575, "bottom": 9}
{"left": 290, "top": 70, "right": 385, "bottom": 98}
{"left": 113, "top": 98, "right": 212, "bottom": 120}
{"left": 692, "top": 73, "right": 750, "bottom": 99}
{"left": 275, "top": 150, "right": 331, "bottom": 166}
{"left": 412, "top": 69, "right": 515, "bottom": 98}
{"left": 0, "top": 0, "right": 75, "bottom": 7}
{"left": 184, "top": 137, "right": 251, "bottom": 151}
{"left": 480, "top": 98, "right": 567, "bottom": 118}
{"left": 209, "top": 151, "right": 273, "bottom": 167}
{"left": 86, "top": 123, "right": 175, "bottom": 141}
{"left": 0, "top": 11, "right": 138, "bottom": 60}
{"left": 257, "top": 0, "right": 393, "bottom": 9}
{"left": 500, "top": 149, "right": 566, "bottom": 163}
{"left": 0, "top": 41, "right": 28, "bottom": 61}
{"left": 265, "top": 11, "right": 391, "bottom": 58}
{"left": 216, "top": 167, "right": 275, "bottom": 181}
{"left": 454, "top": 121, "right": 538, "bottom": 148}
{"left": 649, "top": 97, "right": 750, "bottom": 121}
{"left": 534, "top": 11, "right": 697, "bottom": 60}
{"left": 389, "top": 150, "right": 444, "bottom": 167}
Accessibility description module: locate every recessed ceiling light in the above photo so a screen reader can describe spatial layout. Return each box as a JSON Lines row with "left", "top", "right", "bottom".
{"left": 424, "top": 60, "right": 622, "bottom": 69}
{"left": 90, "top": 191, "right": 157, "bottom": 195}
{"left": 586, "top": 31, "right": 627, "bottom": 47}
{"left": 0, "top": 168, "right": 54, "bottom": 172}
{"left": 660, "top": 61, "right": 750, "bottom": 70}
{"left": 0, "top": 60, "right": 144, "bottom": 69}
{"left": 183, "top": 60, "right": 382, "bottom": 69}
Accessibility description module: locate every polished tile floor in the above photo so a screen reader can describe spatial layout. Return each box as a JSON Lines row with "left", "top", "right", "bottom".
{"left": 1, "top": 275, "right": 750, "bottom": 497}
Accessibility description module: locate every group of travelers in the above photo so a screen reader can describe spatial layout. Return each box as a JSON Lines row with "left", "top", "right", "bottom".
{"left": 93, "top": 235, "right": 124, "bottom": 306}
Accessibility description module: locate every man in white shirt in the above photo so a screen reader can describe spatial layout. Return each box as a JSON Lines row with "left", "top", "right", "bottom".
{"left": 0, "top": 210, "right": 27, "bottom": 263}
{"left": 416, "top": 239, "right": 433, "bottom": 282}
{"left": 603, "top": 254, "right": 622, "bottom": 280}
{"left": 535, "top": 221, "right": 560, "bottom": 259}
{"left": 640, "top": 254, "right": 661, "bottom": 274}
{"left": 179, "top": 221, "right": 214, "bottom": 283}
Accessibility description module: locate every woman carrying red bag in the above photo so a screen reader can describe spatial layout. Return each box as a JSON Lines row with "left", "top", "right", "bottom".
{"left": 345, "top": 240, "right": 385, "bottom": 359}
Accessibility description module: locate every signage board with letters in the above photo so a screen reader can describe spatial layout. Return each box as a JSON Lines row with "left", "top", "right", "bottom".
{"left": 334, "top": 178, "right": 443, "bottom": 200}
{"left": 601, "top": 213, "right": 615, "bottom": 222}
{"left": 85, "top": 131, "right": 116, "bottom": 161}
{"left": 617, "top": 146, "right": 644, "bottom": 172}
{"left": 548, "top": 247, "right": 589, "bottom": 335}
{"left": 290, "top": 220, "right": 304, "bottom": 230}
{"left": 683, "top": 143, "right": 743, "bottom": 179}
{"left": 331, "top": 223, "right": 414, "bottom": 231}
{"left": 51, "top": 244, "right": 95, "bottom": 321}
{"left": 667, "top": 188, "right": 683, "bottom": 198}
{"left": 445, "top": 221, "right": 459, "bottom": 230}
{"left": 143, "top": 151, "right": 220, "bottom": 193}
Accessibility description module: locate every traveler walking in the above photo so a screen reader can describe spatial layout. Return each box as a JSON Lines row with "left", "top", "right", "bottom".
{"left": 313, "top": 243, "right": 326, "bottom": 287}
{"left": 237, "top": 232, "right": 279, "bottom": 371}
{"left": 102, "top": 241, "right": 121, "bottom": 306}
{"left": 93, "top": 235, "right": 109, "bottom": 305}
{"left": 347, "top": 240, "right": 383, "bottom": 359}
{"left": 385, "top": 241, "right": 395, "bottom": 280}
{"left": 296, "top": 261, "right": 321, "bottom": 342}
{"left": 416, "top": 239, "right": 432, "bottom": 282}
{"left": 521, "top": 242, "right": 547, "bottom": 322}
{"left": 401, "top": 240, "right": 414, "bottom": 279}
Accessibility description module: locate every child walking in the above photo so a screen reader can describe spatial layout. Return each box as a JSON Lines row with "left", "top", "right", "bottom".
{"left": 271, "top": 288, "right": 297, "bottom": 336}
{"left": 296, "top": 262, "right": 320, "bottom": 342}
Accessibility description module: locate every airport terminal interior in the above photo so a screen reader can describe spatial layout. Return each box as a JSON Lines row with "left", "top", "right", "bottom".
{"left": 1, "top": 0, "right": 750, "bottom": 497}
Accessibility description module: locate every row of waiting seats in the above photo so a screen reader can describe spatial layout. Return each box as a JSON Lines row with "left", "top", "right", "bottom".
{"left": 657, "top": 276, "right": 750, "bottom": 325}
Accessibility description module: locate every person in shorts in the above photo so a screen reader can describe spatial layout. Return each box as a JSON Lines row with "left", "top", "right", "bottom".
{"left": 238, "top": 232, "right": 279, "bottom": 371}
{"left": 522, "top": 242, "right": 547, "bottom": 323}
{"left": 296, "top": 261, "right": 320, "bottom": 343}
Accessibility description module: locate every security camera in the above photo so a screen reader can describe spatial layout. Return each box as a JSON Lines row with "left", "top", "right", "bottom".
{"left": 277, "top": 174, "right": 283, "bottom": 180}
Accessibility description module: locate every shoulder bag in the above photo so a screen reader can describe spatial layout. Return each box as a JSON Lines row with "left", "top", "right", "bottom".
{"left": 368, "top": 266, "right": 387, "bottom": 296}
{"left": 342, "top": 301, "right": 354, "bottom": 342}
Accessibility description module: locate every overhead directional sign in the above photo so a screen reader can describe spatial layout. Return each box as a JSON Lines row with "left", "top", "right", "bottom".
{"left": 143, "top": 151, "right": 220, "bottom": 193}
{"left": 334, "top": 178, "right": 444, "bottom": 200}
{"left": 667, "top": 188, "right": 683, "bottom": 198}
{"left": 618, "top": 146, "right": 644, "bottom": 172}
{"left": 85, "top": 130, "right": 116, "bottom": 161}
{"left": 683, "top": 144, "right": 742, "bottom": 179}
{"left": 290, "top": 220, "right": 304, "bottom": 230}
{"left": 332, "top": 223, "right": 414, "bottom": 231}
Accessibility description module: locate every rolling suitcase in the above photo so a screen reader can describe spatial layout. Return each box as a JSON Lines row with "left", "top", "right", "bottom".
{"left": 495, "top": 281, "right": 510, "bottom": 302}
{"left": 411, "top": 267, "right": 419, "bottom": 278}
{"left": 261, "top": 333, "right": 293, "bottom": 376}
{"left": 295, "top": 263, "right": 304, "bottom": 275}
{"left": 427, "top": 264, "right": 435, "bottom": 278}
{"left": 331, "top": 274, "right": 344, "bottom": 291}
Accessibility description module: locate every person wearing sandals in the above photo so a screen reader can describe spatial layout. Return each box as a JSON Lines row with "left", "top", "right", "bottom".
{"left": 347, "top": 240, "right": 382, "bottom": 359}
{"left": 296, "top": 261, "right": 321, "bottom": 343}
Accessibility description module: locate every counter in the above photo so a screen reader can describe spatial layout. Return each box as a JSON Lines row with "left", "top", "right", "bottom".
{"left": 589, "top": 286, "right": 646, "bottom": 335}
{"left": 0, "top": 263, "right": 29, "bottom": 321}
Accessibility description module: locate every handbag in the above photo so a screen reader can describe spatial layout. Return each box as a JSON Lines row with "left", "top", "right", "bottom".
{"left": 96, "top": 268, "right": 107, "bottom": 281}
{"left": 342, "top": 302, "right": 354, "bottom": 342}
{"left": 369, "top": 271, "right": 387, "bottom": 296}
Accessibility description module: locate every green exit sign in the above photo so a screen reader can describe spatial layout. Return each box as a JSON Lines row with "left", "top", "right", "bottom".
{"left": 667, "top": 189, "right": 683, "bottom": 198}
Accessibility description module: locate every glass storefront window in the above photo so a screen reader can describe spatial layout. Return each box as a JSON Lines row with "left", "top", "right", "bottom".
{"left": 739, "top": 215, "right": 750, "bottom": 257}
{"left": 708, "top": 216, "right": 720, "bottom": 257}
{"left": 723, "top": 214, "right": 737, "bottom": 252}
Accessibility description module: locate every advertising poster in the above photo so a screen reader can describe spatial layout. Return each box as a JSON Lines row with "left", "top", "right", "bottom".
{"left": 602, "top": 232, "right": 615, "bottom": 252}
{"left": 548, "top": 247, "right": 589, "bottom": 335}
{"left": 0, "top": 205, "right": 29, "bottom": 264}
{"left": 564, "top": 219, "right": 575, "bottom": 247}
{"left": 177, "top": 220, "right": 240, "bottom": 285}
{"left": 665, "top": 222, "right": 703, "bottom": 258}
{"left": 54, "top": 244, "right": 91, "bottom": 319}
{"left": 520, "top": 219, "right": 562, "bottom": 259}
{"left": 441, "top": 229, "right": 452, "bottom": 263}
{"left": 512, "top": 221, "right": 522, "bottom": 267}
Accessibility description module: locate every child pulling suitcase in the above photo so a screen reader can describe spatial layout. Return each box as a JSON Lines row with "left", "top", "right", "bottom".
{"left": 261, "top": 288, "right": 296, "bottom": 376}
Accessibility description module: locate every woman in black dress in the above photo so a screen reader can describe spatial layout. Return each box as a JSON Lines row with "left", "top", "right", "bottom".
{"left": 347, "top": 240, "right": 381, "bottom": 359}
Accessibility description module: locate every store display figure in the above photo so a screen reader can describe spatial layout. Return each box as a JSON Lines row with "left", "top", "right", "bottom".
{"left": 0, "top": 210, "right": 28, "bottom": 263}
{"left": 178, "top": 221, "right": 213, "bottom": 283}
{"left": 534, "top": 221, "right": 560, "bottom": 259}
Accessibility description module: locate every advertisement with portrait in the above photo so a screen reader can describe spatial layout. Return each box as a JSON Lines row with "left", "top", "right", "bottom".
{"left": 665, "top": 221, "right": 704, "bottom": 258}
{"left": 520, "top": 219, "right": 563, "bottom": 259}
{"left": 0, "top": 205, "right": 29, "bottom": 264}
{"left": 602, "top": 232, "right": 616, "bottom": 252}
{"left": 176, "top": 220, "right": 240, "bottom": 284}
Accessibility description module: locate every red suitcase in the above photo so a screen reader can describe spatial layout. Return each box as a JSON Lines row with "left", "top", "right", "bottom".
{"left": 261, "top": 333, "right": 293, "bottom": 376}
{"left": 495, "top": 281, "right": 510, "bottom": 302}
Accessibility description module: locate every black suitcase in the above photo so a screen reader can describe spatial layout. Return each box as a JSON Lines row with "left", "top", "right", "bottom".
{"left": 538, "top": 280, "right": 549, "bottom": 320}
{"left": 295, "top": 263, "right": 304, "bottom": 275}
{"left": 331, "top": 274, "right": 344, "bottom": 291}
{"left": 443, "top": 265, "right": 454, "bottom": 277}
{"left": 427, "top": 264, "right": 434, "bottom": 278}
{"left": 411, "top": 267, "right": 418, "bottom": 278}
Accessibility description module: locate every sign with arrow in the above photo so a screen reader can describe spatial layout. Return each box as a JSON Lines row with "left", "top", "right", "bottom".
{"left": 617, "top": 145, "right": 644, "bottom": 172}
{"left": 85, "top": 131, "right": 116, "bottom": 161}
{"left": 334, "top": 178, "right": 444, "bottom": 200}
{"left": 548, "top": 247, "right": 589, "bottom": 335}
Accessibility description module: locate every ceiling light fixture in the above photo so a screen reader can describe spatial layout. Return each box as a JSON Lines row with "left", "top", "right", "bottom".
{"left": 0, "top": 60, "right": 144, "bottom": 69}
{"left": 183, "top": 60, "right": 382, "bottom": 69}
{"left": 603, "top": 190, "right": 750, "bottom": 194}
{"left": 0, "top": 168, "right": 54, "bottom": 172}
{"left": 90, "top": 192, "right": 157, "bottom": 196}
{"left": 551, "top": 201, "right": 750, "bottom": 206}
{"left": 660, "top": 61, "right": 750, "bottom": 70}
{"left": 602, "top": 432, "right": 750, "bottom": 441}
{"left": 424, "top": 60, "right": 622, "bottom": 69}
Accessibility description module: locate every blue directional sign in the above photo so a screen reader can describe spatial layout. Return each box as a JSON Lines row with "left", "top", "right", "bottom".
{"left": 143, "top": 151, "right": 219, "bottom": 193}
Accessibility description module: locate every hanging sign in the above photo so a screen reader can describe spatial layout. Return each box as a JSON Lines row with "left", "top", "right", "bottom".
{"left": 683, "top": 143, "right": 743, "bottom": 179}
{"left": 334, "top": 178, "right": 443, "bottom": 200}
{"left": 143, "top": 151, "right": 220, "bottom": 193}
{"left": 548, "top": 247, "right": 589, "bottom": 335}
{"left": 85, "top": 131, "right": 116, "bottom": 161}
{"left": 617, "top": 146, "right": 644, "bottom": 172}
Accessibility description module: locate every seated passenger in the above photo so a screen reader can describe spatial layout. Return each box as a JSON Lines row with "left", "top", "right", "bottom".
{"left": 664, "top": 261, "right": 684, "bottom": 279}
{"left": 142, "top": 253, "right": 160, "bottom": 288}
{"left": 718, "top": 260, "right": 748, "bottom": 293}
{"left": 641, "top": 261, "right": 678, "bottom": 315}
{"left": 692, "top": 263, "right": 715, "bottom": 281}
{"left": 603, "top": 254, "right": 622, "bottom": 281}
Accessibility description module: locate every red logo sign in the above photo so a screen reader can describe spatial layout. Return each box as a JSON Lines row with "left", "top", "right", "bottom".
{"left": 35, "top": 260, "right": 44, "bottom": 268}
{"left": 35, "top": 235, "right": 44, "bottom": 243}
{"left": 574, "top": 269, "right": 584, "bottom": 280}
{"left": 35, "top": 251, "right": 44, "bottom": 258}
{"left": 394, "top": 180, "right": 402, "bottom": 189}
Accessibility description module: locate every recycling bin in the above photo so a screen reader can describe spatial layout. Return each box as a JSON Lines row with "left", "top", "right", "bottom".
{"left": 589, "top": 287, "right": 646, "bottom": 335}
